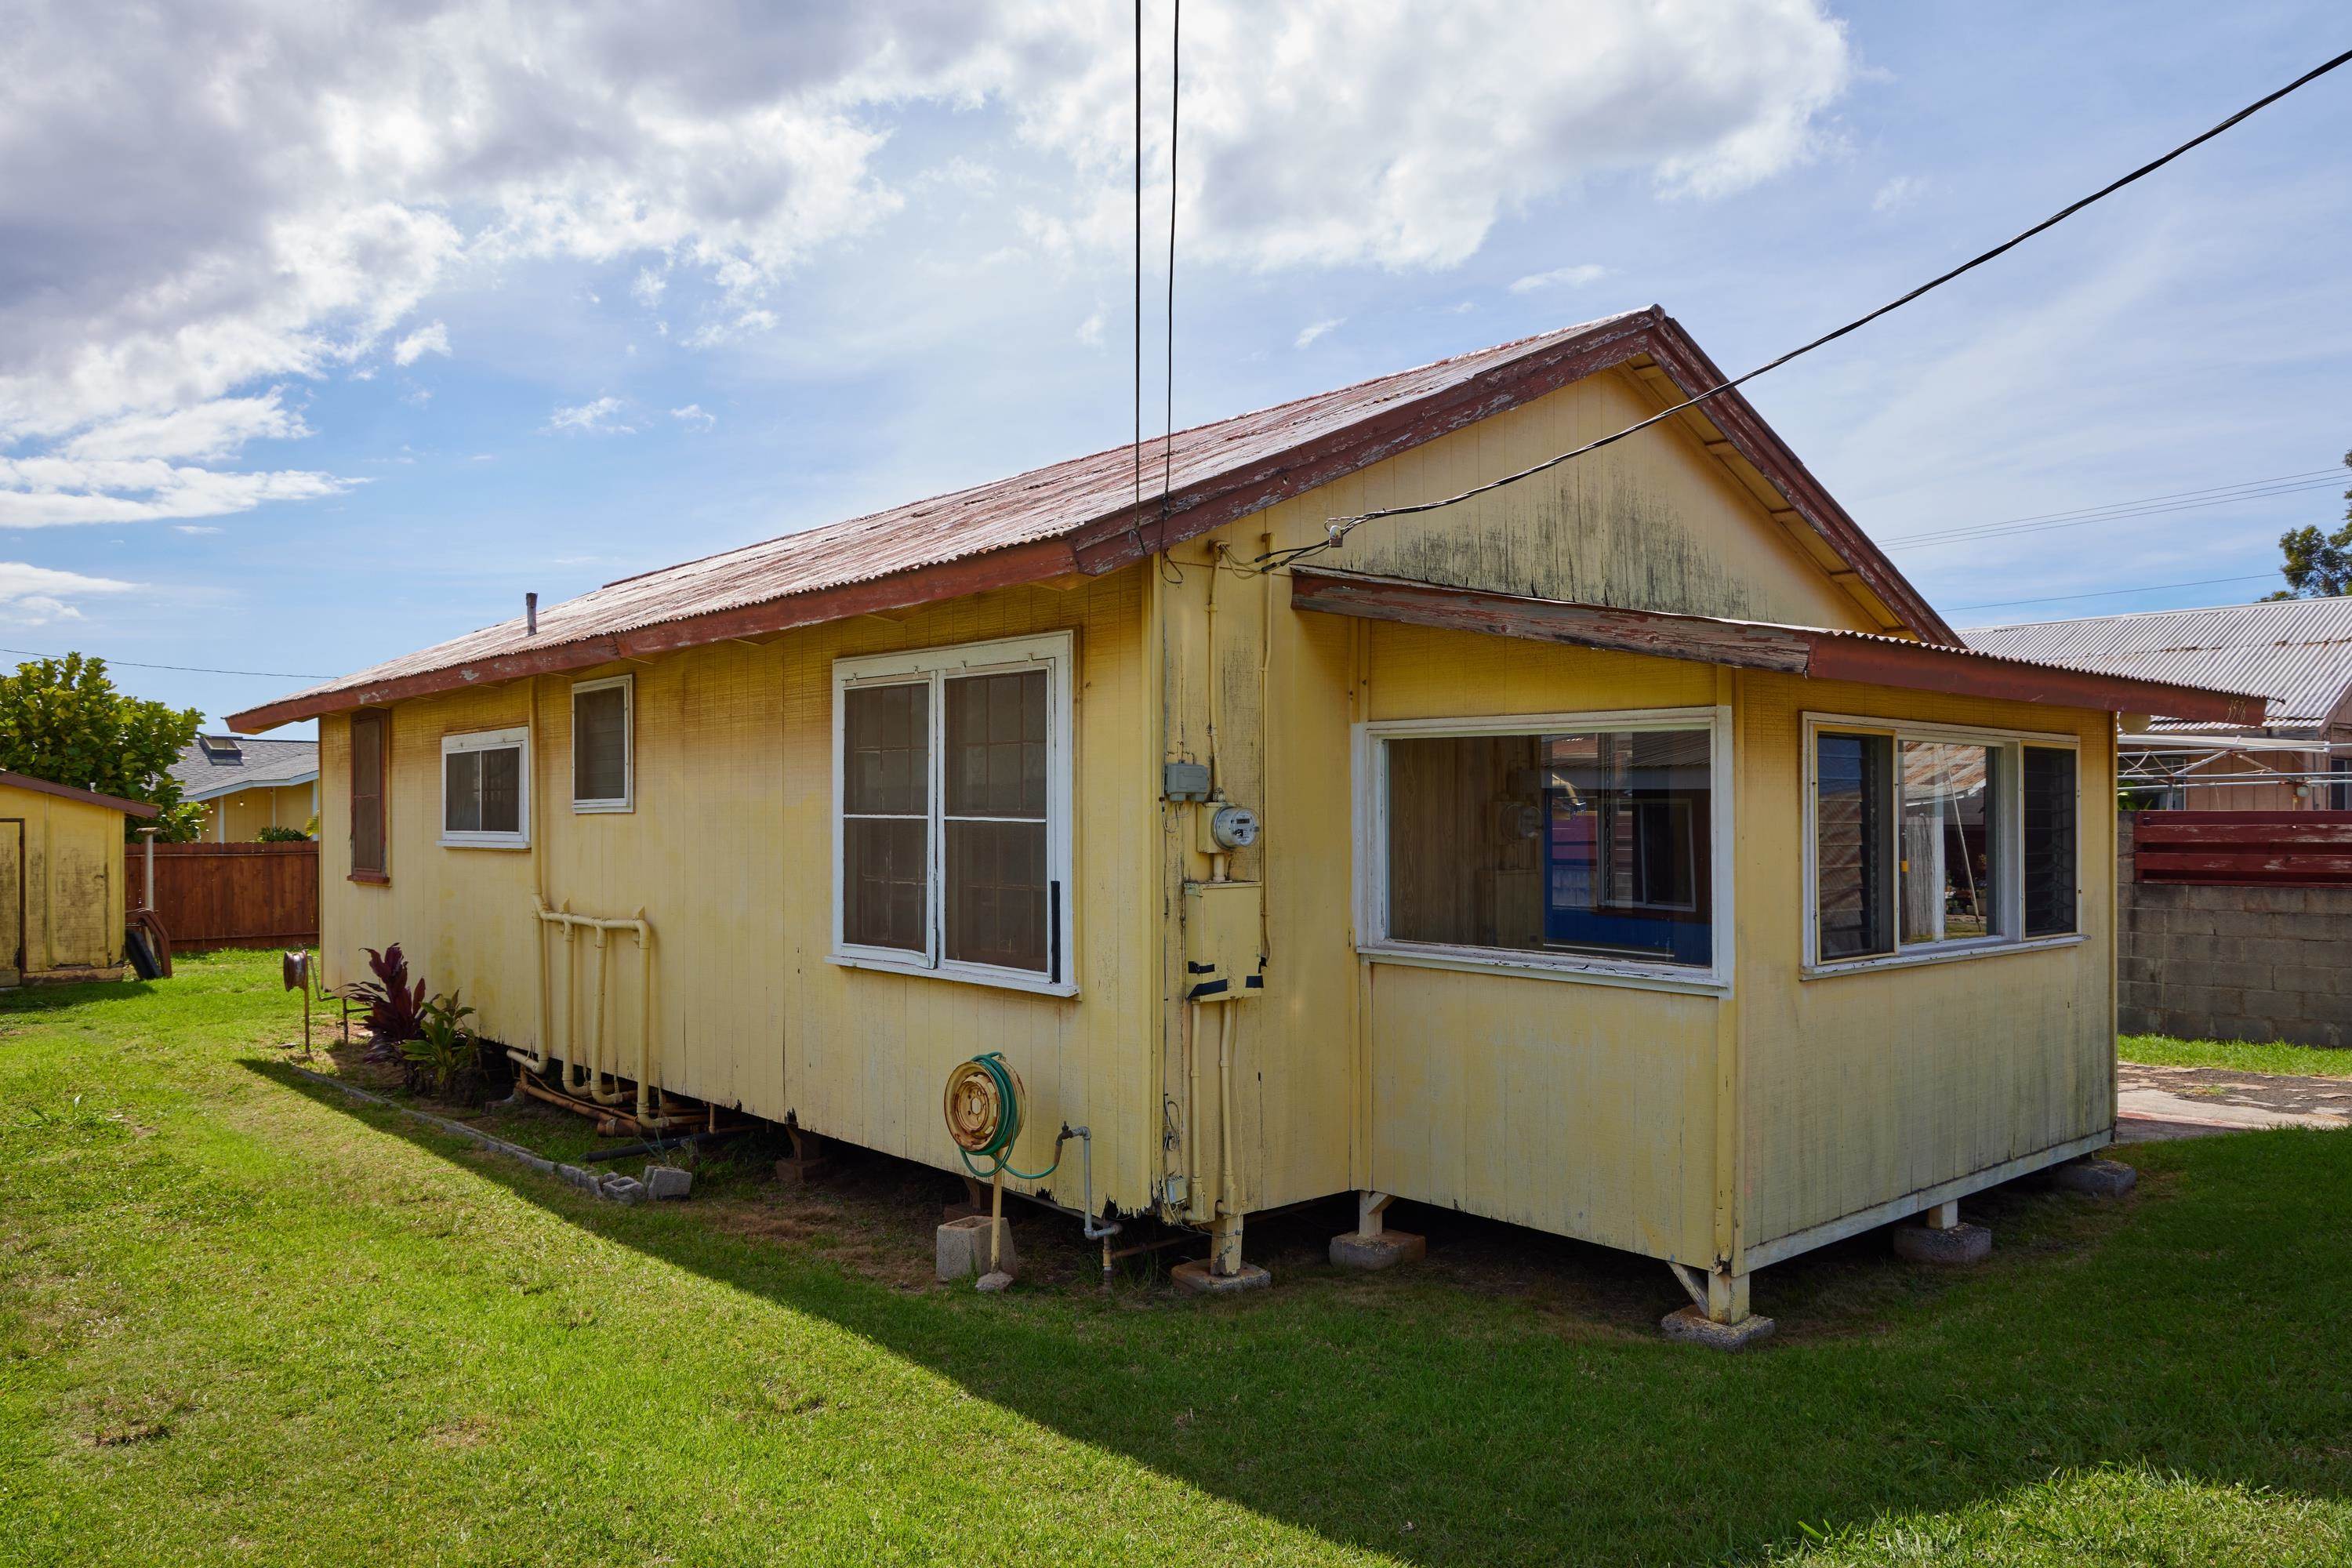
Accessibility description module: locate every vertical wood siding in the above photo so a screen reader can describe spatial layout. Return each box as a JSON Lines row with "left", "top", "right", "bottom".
{"left": 0, "top": 782, "right": 129, "bottom": 975}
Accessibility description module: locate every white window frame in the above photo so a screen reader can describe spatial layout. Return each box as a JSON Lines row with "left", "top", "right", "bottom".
{"left": 439, "top": 726, "right": 532, "bottom": 850}
{"left": 828, "top": 631, "right": 1077, "bottom": 999}
{"left": 570, "top": 673, "right": 634, "bottom": 814}
{"left": 1352, "top": 706, "right": 1735, "bottom": 996}
{"left": 1800, "top": 712, "right": 2085, "bottom": 978}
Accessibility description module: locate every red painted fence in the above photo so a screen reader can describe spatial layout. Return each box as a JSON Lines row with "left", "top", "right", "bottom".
{"left": 2131, "top": 811, "right": 2352, "bottom": 887}
{"left": 131, "top": 840, "right": 321, "bottom": 953}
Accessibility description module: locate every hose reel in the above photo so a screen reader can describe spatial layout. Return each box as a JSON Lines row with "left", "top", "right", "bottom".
{"left": 942, "top": 1051, "right": 1073, "bottom": 1283}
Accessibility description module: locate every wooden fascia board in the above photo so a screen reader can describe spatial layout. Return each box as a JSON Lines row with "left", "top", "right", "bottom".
{"left": 1287, "top": 570, "right": 1815, "bottom": 672}
{"left": 1640, "top": 318, "right": 1961, "bottom": 648}
{"left": 225, "top": 533, "right": 1082, "bottom": 731}
{"left": 1289, "top": 568, "right": 2265, "bottom": 724}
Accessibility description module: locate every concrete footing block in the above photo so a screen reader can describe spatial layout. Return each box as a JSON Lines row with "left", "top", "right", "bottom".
{"left": 1893, "top": 1220, "right": 1992, "bottom": 1264}
{"left": 2050, "top": 1157, "right": 2138, "bottom": 1198}
{"left": 1329, "top": 1229, "right": 1425, "bottom": 1272}
{"left": 643, "top": 1165, "right": 693, "bottom": 1201}
{"left": 1171, "top": 1260, "right": 1273, "bottom": 1296}
{"left": 1660, "top": 1305, "right": 1776, "bottom": 1350}
{"left": 935, "top": 1215, "right": 1016, "bottom": 1282}
{"left": 600, "top": 1175, "right": 648, "bottom": 1206}
{"left": 975, "top": 1270, "right": 1014, "bottom": 1294}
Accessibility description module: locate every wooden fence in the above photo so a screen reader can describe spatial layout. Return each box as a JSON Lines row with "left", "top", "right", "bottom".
{"left": 2131, "top": 811, "right": 2352, "bottom": 887}
{"left": 133, "top": 840, "right": 320, "bottom": 953}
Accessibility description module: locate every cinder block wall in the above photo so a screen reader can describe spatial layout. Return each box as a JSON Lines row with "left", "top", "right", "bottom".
{"left": 2118, "top": 812, "right": 2352, "bottom": 1048}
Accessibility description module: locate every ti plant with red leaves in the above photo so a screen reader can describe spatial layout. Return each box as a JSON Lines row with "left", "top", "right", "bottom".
{"left": 355, "top": 943, "right": 428, "bottom": 1054}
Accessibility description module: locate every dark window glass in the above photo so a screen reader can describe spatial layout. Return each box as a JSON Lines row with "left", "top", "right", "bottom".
{"left": 2332, "top": 756, "right": 2350, "bottom": 812}
{"left": 1385, "top": 728, "right": 1712, "bottom": 967}
{"left": 445, "top": 750, "right": 481, "bottom": 833}
{"left": 480, "top": 746, "right": 521, "bottom": 833}
{"left": 350, "top": 710, "right": 387, "bottom": 875}
{"left": 2023, "top": 746, "right": 2078, "bottom": 937}
{"left": 1816, "top": 732, "right": 1893, "bottom": 959}
{"left": 1900, "top": 742, "right": 1998, "bottom": 944}
{"left": 842, "top": 684, "right": 929, "bottom": 953}
{"left": 574, "top": 684, "right": 629, "bottom": 803}
{"left": 942, "top": 670, "right": 1049, "bottom": 971}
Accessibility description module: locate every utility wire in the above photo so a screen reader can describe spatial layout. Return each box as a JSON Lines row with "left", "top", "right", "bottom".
{"left": 1950, "top": 572, "right": 2285, "bottom": 613}
{"left": 1885, "top": 473, "right": 2347, "bottom": 551}
{"left": 1881, "top": 466, "right": 2343, "bottom": 542}
{"left": 0, "top": 647, "right": 329, "bottom": 680}
{"left": 1258, "top": 45, "right": 2352, "bottom": 572}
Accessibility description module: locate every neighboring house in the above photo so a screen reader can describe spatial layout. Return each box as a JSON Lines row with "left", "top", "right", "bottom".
{"left": 168, "top": 735, "right": 318, "bottom": 840}
{"left": 1968, "top": 597, "right": 2352, "bottom": 810}
{"left": 0, "top": 770, "right": 157, "bottom": 984}
{"left": 228, "top": 308, "right": 2253, "bottom": 1339}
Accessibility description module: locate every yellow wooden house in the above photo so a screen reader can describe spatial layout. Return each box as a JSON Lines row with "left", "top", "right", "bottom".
{"left": 169, "top": 735, "right": 318, "bottom": 840}
{"left": 231, "top": 310, "right": 2255, "bottom": 1338}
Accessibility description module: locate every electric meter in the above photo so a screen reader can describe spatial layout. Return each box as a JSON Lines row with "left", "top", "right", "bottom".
{"left": 1207, "top": 804, "right": 1259, "bottom": 850}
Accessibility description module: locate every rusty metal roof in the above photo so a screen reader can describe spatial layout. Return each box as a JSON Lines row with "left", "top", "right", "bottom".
{"left": 230, "top": 307, "right": 1955, "bottom": 732}
{"left": 1965, "top": 597, "right": 2352, "bottom": 736}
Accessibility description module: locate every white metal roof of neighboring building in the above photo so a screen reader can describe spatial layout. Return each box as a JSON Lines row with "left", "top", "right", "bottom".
{"left": 1964, "top": 597, "right": 2352, "bottom": 738}
{"left": 167, "top": 735, "right": 320, "bottom": 803}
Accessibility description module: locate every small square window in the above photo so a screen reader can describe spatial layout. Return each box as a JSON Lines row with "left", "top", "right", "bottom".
{"left": 441, "top": 728, "right": 530, "bottom": 848}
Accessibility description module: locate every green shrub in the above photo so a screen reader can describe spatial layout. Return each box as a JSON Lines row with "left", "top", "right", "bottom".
{"left": 256, "top": 825, "right": 310, "bottom": 843}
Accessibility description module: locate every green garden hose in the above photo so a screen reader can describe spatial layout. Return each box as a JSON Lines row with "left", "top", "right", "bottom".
{"left": 943, "top": 1051, "right": 1065, "bottom": 1182}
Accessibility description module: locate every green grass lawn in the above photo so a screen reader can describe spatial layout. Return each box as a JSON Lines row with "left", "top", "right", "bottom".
{"left": 3, "top": 952, "right": 2349, "bottom": 1566}
{"left": 2121, "top": 1033, "right": 2352, "bottom": 1079}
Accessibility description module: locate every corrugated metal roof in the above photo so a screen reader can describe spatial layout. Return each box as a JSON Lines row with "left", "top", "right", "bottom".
{"left": 1965, "top": 597, "right": 2352, "bottom": 735}
{"left": 229, "top": 306, "right": 1958, "bottom": 731}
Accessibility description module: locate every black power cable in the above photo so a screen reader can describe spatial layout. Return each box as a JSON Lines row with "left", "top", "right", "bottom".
{"left": 1258, "top": 45, "right": 2352, "bottom": 572}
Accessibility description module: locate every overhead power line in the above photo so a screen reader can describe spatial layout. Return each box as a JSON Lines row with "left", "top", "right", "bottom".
{"left": 1256, "top": 44, "right": 2352, "bottom": 572}
{"left": 1950, "top": 572, "right": 2285, "bottom": 613}
{"left": 1884, "top": 469, "right": 2347, "bottom": 551}
{"left": 0, "top": 646, "right": 328, "bottom": 681}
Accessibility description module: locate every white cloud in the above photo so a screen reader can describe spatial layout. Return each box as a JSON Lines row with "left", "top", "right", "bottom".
{"left": 392, "top": 320, "right": 449, "bottom": 365}
{"left": 0, "top": 561, "right": 137, "bottom": 624}
{"left": 631, "top": 267, "right": 668, "bottom": 307}
{"left": 174, "top": 524, "right": 223, "bottom": 535}
{"left": 1872, "top": 174, "right": 1925, "bottom": 213}
{"left": 0, "top": 456, "right": 356, "bottom": 526}
{"left": 1075, "top": 309, "right": 1105, "bottom": 348}
{"left": 1509, "top": 263, "right": 1608, "bottom": 294}
{"left": 1294, "top": 318, "right": 1343, "bottom": 350}
{"left": 670, "top": 404, "right": 717, "bottom": 430}
{"left": 61, "top": 388, "right": 310, "bottom": 462}
{"left": 545, "top": 397, "right": 635, "bottom": 436}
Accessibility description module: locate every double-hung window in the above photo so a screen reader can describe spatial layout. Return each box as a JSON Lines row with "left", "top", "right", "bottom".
{"left": 831, "top": 633, "right": 1076, "bottom": 995}
{"left": 441, "top": 728, "right": 530, "bottom": 848}
{"left": 1805, "top": 714, "right": 2078, "bottom": 970}
{"left": 1354, "top": 706, "right": 1733, "bottom": 990}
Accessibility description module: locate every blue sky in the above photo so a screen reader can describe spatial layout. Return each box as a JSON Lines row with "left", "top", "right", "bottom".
{"left": 2, "top": 2, "right": 2347, "bottom": 736}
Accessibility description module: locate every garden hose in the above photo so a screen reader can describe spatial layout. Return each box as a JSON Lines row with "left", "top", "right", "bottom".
{"left": 942, "top": 1051, "right": 1066, "bottom": 1182}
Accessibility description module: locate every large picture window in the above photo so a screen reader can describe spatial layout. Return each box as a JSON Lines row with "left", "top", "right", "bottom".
{"left": 832, "top": 633, "right": 1073, "bottom": 995}
{"left": 441, "top": 728, "right": 529, "bottom": 848}
{"left": 1806, "top": 715, "right": 2079, "bottom": 970}
{"left": 1356, "top": 709, "right": 1731, "bottom": 988}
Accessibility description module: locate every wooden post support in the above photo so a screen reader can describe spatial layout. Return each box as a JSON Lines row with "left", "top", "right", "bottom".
{"left": 989, "top": 1167, "right": 1005, "bottom": 1273}
{"left": 1358, "top": 1190, "right": 1395, "bottom": 1237}
{"left": 1210, "top": 1212, "right": 1245, "bottom": 1277}
{"left": 1926, "top": 1200, "right": 1961, "bottom": 1231}
{"left": 1707, "top": 1269, "right": 1750, "bottom": 1326}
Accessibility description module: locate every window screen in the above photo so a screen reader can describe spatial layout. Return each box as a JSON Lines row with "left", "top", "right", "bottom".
{"left": 943, "top": 670, "right": 1049, "bottom": 971}
{"left": 444, "top": 742, "right": 522, "bottom": 837}
{"left": 573, "top": 681, "right": 630, "bottom": 806}
{"left": 1384, "top": 727, "right": 1712, "bottom": 967}
{"left": 349, "top": 709, "right": 387, "bottom": 877}
{"left": 1815, "top": 731, "right": 1892, "bottom": 960}
{"left": 1900, "top": 742, "right": 1997, "bottom": 945}
{"left": 841, "top": 682, "right": 928, "bottom": 953}
{"left": 2022, "top": 746, "right": 2078, "bottom": 937}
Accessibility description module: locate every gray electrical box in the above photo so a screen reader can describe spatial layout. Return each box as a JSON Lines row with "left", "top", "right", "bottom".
{"left": 1162, "top": 760, "right": 1211, "bottom": 801}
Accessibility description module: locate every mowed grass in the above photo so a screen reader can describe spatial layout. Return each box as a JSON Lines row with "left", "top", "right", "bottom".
{"left": 2122, "top": 1033, "right": 2352, "bottom": 1079}
{"left": 0, "top": 953, "right": 2345, "bottom": 1566}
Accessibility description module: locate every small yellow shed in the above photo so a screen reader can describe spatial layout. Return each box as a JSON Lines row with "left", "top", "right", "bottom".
{"left": 0, "top": 771, "right": 157, "bottom": 985}
{"left": 230, "top": 308, "right": 2259, "bottom": 1338}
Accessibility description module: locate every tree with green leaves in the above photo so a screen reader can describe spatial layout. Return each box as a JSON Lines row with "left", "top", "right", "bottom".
{"left": 0, "top": 654, "right": 205, "bottom": 840}
{"left": 2264, "top": 449, "right": 2352, "bottom": 600}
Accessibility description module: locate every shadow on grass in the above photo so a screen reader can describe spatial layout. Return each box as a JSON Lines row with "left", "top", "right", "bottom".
{"left": 0, "top": 978, "right": 159, "bottom": 1014}
{"left": 246, "top": 1056, "right": 2352, "bottom": 1566}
